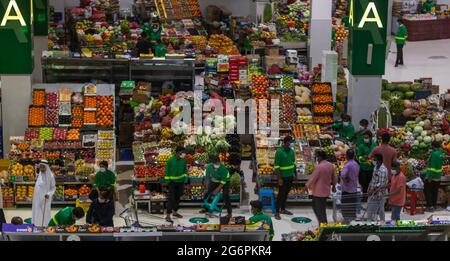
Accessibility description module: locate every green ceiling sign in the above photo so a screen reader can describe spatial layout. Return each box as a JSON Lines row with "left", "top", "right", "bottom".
{"left": 33, "top": 0, "right": 48, "bottom": 36}
{"left": 0, "top": 0, "right": 34, "bottom": 74}
{"left": 348, "top": 0, "right": 388, "bottom": 76}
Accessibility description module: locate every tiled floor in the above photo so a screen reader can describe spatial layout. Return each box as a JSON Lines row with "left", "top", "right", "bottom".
{"left": 384, "top": 38, "right": 450, "bottom": 93}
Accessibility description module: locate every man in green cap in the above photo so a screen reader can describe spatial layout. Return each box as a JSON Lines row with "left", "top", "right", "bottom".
{"left": 164, "top": 146, "right": 188, "bottom": 223}
{"left": 333, "top": 114, "right": 355, "bottom": 143}
{"left": 274, "top": 136, "right": 297, "bottom": 220}
{"left": 201, "top": 155, "right": 232, "bottom": 218}
{"left": 48, "top": 207, "right": 85, "bottom": 226}
{"left": 424, "top": 141, "right": 445, "bottom": 212}
{"left": 395, "top": 19, "right": 408, "bottom": 67}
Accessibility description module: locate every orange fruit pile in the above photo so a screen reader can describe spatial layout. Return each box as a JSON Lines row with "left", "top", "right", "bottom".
{"left": 67, "top": 129, "right": 80, "bottom": 140}
{"left": 84, "top": 96, "right": 97, "bottom": 108}
{"left": 84, "top": 111, "right": 96, "bottom": 125}
{"left": 28, "top": 106, "right": 45, "bottom": 126}
{"left": 33, "top": 90, "right": 45, "bottom": 106}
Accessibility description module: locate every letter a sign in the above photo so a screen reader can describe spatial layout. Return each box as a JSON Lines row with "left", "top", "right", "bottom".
{"left": 348, "top": 0, "right": 388, "bottom": 76}
{"left": 0, "top": 0, "right": 34, "bottom": 74}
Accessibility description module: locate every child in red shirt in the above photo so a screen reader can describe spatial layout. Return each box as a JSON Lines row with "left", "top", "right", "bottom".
{"left": 389, "top": 162, "right": 406, "bottom": 222}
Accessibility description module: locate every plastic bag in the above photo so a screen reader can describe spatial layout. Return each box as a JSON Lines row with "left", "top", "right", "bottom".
{"left": 406, "top": 177, "right": 424, "bottom": 190}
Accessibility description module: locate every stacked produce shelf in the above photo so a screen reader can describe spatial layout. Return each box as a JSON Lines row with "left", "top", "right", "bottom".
{"left": 311, "top": 82, "right": 334, "bottom": 125}
{"left": 5, "top": 84, "right": 116, "bottom": 206}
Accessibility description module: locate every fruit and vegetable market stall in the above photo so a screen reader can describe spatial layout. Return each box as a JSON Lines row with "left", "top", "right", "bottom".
{"left": 4, "top": 84, "right": 116, "bottom": 207}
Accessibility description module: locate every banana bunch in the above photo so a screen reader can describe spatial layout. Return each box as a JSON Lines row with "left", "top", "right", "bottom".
{"left": 395, "top": 128, "right": 407, "bottom": 141}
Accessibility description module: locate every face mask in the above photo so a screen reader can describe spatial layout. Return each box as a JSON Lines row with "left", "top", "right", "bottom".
{"left": 372, "top": 160, "right": 378, "bottom": 166}
{"left": 343, "top": 122, "right": 349, "bottom": 127}
{"left": 100, "top": 168, "right": 106, "bottom": 172}
{"left": 289, "top": 143, "right": 295, "bottom": 149}
{"left": 392, "top": 170, "right": 398, "bottom": 176}
{"left": 180, "top": 153, "right": 186, "bottom": 159}
{"left": 213, "top": 164, "right": 220, "bottom": 169}
{"left": 364, "top": 138, "right": 370, "bottom": 143}
{"left": 360, "top": 126, "right": 366, "bottom": 131}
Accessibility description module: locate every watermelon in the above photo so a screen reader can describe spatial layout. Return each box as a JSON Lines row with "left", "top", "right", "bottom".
{"left": 405, "top": 91, "right": 415, "bottom": 98}
{"left": 392, "top": 91, "right": 404, "bottom": 99}
{"left": 397, "top": 84, "right": 411, "bottom": 92}
{"left": 386, "top": 83, "right": 396, "bottom": 91}
{"left": 411, "top": 83, "right": 423, "bottom": 92}
{"left": 381, "top": 91, "right": 391, "bottom": 100}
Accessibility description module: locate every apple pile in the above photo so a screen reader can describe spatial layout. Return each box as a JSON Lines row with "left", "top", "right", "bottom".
{"left": 39, "top": 127, "right": 54, "bottom": 141}
{"left": 281, "top": 93, "right": 296, "bottom": 124}
{"left": 53, "top": 128, "right": 67, "bottom": 140}
{"left": 46, "top": 92, "right": 58, "bottom": 108}
{"left": 46, "top": 108, "right": 59, "bottom": 126}
{"left": 25, "top": 128, "right": 40, "bottom": 141}
{"left": 135, "top": 164, "right": 146, "bottom": 178}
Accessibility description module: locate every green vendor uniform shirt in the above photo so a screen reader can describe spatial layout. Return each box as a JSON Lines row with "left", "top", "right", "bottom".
{"left": 426, "top": 149, "right": 445, "bottom": 180}
{"left": 333, "top": 122, "right": 355, "bottom": 143}
{"left": 165, "top": 156, "right": 188, "bottom": 183}
{"left": 356, "top": 141, "right": 377, "bottom": 172}
{"left": 274, "top": 147, "right": 296, "bottom": 178}
{"left": 422, "top": 1, "right": 436, "bottom": 13}
{"left": 93, "top": 170, "right": 116, "bottom": 189}
{"left": 48, "top": 207, "right": 76, "bottom": 226}
{"left": 249, "top": 212, "right": 274, "bottom": 238}
{"left": 206, "top": 163, "right": 230, "bottom": 184}
{"left": 396, "top": 24, "right": 408, "bottom": 45}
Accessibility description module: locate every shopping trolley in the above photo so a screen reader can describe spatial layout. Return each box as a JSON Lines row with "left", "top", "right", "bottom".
{"left": 332, "top": 191, "right": 390, "bottom": 223}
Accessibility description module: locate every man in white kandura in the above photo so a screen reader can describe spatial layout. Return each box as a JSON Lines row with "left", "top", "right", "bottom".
{"left": 32, "top": 160, "right": 56, "bottom": 226}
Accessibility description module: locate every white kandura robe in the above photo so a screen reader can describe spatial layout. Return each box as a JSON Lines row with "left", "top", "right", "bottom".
{"left": 32, "top": 168, "right": 56, "bottom": 226}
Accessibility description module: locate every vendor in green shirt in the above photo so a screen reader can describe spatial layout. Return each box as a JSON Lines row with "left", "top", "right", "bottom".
{"left": 48, "top": 207, "right": 85, "bottom": 227}
{"left": 154, "top": 39, "right": 167, "bottom": 57}
{"left": 248, "top": 200, "right": 274, "bottom": 241}
{"left": 354, "top": 119, "right": 371, "bottom": 146}
{"left": 94, "top": 161, "right": 116, "bottom": 190}
{"left": 333, "top": 114, "right": 355, "bottom": 143}
{"left": 424, "top": 141, "right": 445, "bottom": 212}
{"left": 274, "top": 136, "right": 296, "bottom": 220}
{"left": 164, "top": 146, "right": 188, "bottom": 223}
{"left": 356, "top": 131, "right": 377, "bottom": 195}
{"left": 200, "top": 155, "right": 232, "bottom": 218}
{"left": 422, "top": 0, "right": 436, "bottom": 13}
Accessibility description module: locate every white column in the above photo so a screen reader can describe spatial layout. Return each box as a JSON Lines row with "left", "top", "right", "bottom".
{"left": 33, "top": 36, "right": 48, "bottom": 83}
{"left": 309, "top": 0, "right": 332, "bottom": 69}
{"left": 321, "top": 51, "right": 338, "bottom": 102}
{"left": 348, "top": 75, "right": 382, "bottom": 126}
{"left": 1, "top": 76, "right": 33, "bottom": 156}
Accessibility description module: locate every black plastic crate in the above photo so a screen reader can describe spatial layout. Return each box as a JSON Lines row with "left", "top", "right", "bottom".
{"left": 414, "top": 90, "right": 432, "bottom": 100}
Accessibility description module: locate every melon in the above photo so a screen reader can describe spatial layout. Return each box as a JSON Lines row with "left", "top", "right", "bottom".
{"left": 386, "top": 83, "right": 396, "bottom": 91}
{"left": 397, "top": 84, "right": 411, "bottom": 92}
{"left": 411, "top": 83, "right": 423, "bottom": 92}
{"left": 381, "top": 91, "right": 391, "bottom": 101}
{"left": 405, "top": 91, "right": 415, "bottom": 99}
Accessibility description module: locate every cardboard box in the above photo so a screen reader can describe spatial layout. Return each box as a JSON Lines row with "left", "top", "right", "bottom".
{"left": 265, "top": 47, "right": 280, "bottom": 56}
{"left": 265, "top": 55, "right": 286, "bottom": 68}
{"left": 246, "top": 54, "right": 260, "bottom": 62}
{"left": 431, "top": 85, "right": 440, "bottom": 94}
